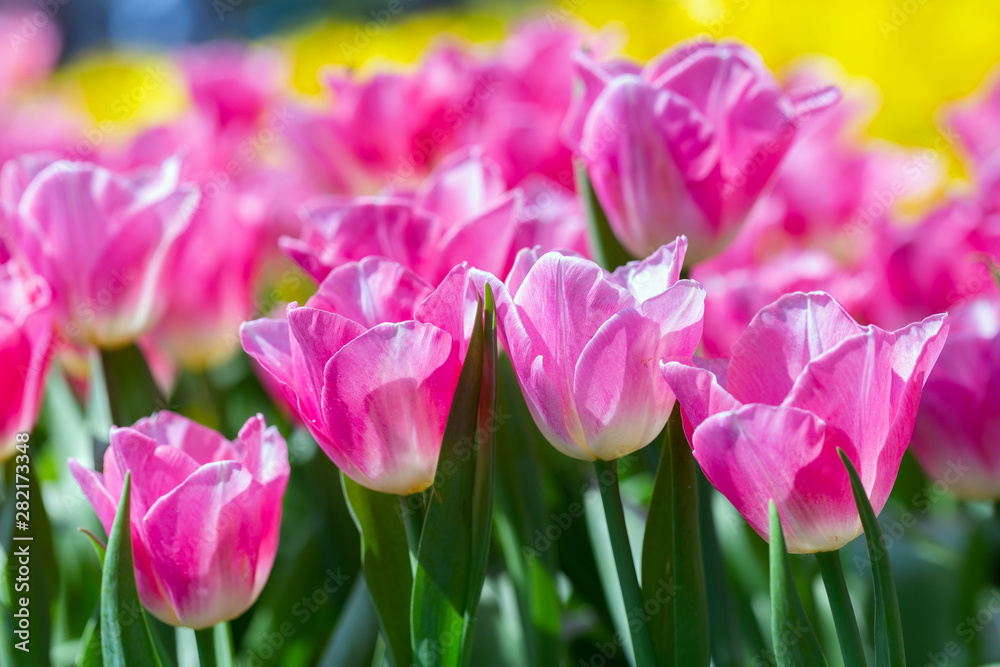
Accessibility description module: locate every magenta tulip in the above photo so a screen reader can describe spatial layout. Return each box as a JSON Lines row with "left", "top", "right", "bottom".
{"left": 241, "top": 256, "right": 478, "bottom": 494}
{"left": 567, "top": 39, "right": 839, "bottom": 263}
{"left": 0, "top": 155, "right": 198, "bottom": 348}
{"left": 662, "top": 292, "right": 948, "bottom": 553}
{"left": 476, "top": 237, "right": 704, "bottom": 461}
{"left": 69, "top": 412, "right": 289, "bottom": 629}
{"left": 0, "top": 261, "right": 52, "bottom": 461}
{"left": 910, "top": 298, "right": 1000, "bottom": 499}
{"left": 283, "top": 148, "right": 521, "bottom": 284}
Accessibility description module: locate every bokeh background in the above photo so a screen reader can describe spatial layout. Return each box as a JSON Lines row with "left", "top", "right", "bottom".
{"left": 7, "top": 0, "right": 1000, "bottom": 665}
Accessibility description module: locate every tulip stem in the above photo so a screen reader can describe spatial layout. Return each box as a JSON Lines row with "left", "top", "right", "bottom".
{"left": 195, "top": 627, "right": 217, "bottom": 667}
{"left": 815, "top": 550, "right": 867, "bottom": 667}
{"left": 594, "top": 458, "right": 657, "bottom": 667}
{"left": 195, "top": 622, "right": 233, "bottom": 667}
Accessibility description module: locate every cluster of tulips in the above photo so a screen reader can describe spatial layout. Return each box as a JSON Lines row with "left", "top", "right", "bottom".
{"left": 4, "top": 3, "right": 1000, "bottom": 666}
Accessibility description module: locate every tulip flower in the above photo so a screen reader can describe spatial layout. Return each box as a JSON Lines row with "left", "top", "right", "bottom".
{"left": 662, "top": 291, "right": 948, "bottom": 553}
{"left": 283, "top": 148, "right": 521, "bottom": 284}
{"left": 0, "top": 155, "right": 198, "bottom": 348}
{"left": 566, "top": 38, "right": 839, "bottom": 263}
{"left": 477, "top": 236, "right": 705, "bottom": 461}
{"left": 0, "top": 261, "right": 52, "bottom": 462}
{"left": 910, "top": 298, "right": 1000, "bottom": 498}
{"left": 69, "top": 412, "right": 289, "bottom": 629}
{"left": 241, "top": 256, "right": 478, "bottom": 494}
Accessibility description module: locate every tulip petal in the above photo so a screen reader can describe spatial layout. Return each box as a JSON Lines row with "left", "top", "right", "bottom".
{"left": 321, "top": 322, "right": 456, "bottom": 494}
{"left": 607, "top": 237, "right": 687, "bottom": 302}
{"left": 727, "top": 292, "right": 864, "bottom": 405}
{"left": 782, "top": 328, "right": 893, "bottom": 503}
{"left": 572, "top": 308, "right": 675, "bottom": 459}
{"left": 430, "top": 190, "right": 521, "bottom": 282}
{"left": 142, "top": 462, "right": 279, "bottom": 629}
{"left": 660, "top": 358, "right": 740, "bottom": 439}
{"left": 129, "top": 411, "right": 241, "bottom": 467}
{"left": 582, "top": 76, "right": 709, "bottom": 257}
{"left": 287, "top": 306, "right": 367, "bottom": 425}
{"left": 414, "top": 263, "right": 479, "bottom": 361}
{"left": 307, "top": 257, "right": 434, "bottom": 327}
{"left": 693, "top": 404, "right": 858, "bottom": 553}
{"left": 415, "top": 148, "right": 507, "bottom": 229}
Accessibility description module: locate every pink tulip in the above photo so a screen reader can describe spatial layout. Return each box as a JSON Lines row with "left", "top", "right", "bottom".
{"left": 283, "top": 148, "right": 521, "bottom": 284}
{"left": 178, "top": 42, "right": 286, "bottom": 130}
{"left": 694, "top": 248, "right": 871, "bottom": 358}
{"left": 910, "top": 297, "right": 1000, "bottom": 499}
{"left": 241, "top": 256, "right": 478, "bottom": 494}
{"left": 0, "top": 155, "right": 198, "bottom": 347}
{"left": 0, "top": 7, "right": 62, "bottom": 98}
{"left": 287, "top": 46, "right": 479, "bottom": 193}
{"left": 661, "top": 292, "right": 948, "bottom": 553}
{"left": 476, "top": 237, "right": 705, "bottom": 460}
{"left": 567, "top": 38, "right": 839, "bottom": 263}
{"left": 69, "top": 412, "right": 289, "bottom": 628}
{"left": 868, "top": 199, "right": 999, "bottom": 329}
{"left": 0, "top": 261, "right": 52, "bottom": 461}
{"left": 944, "top": 66, "right": 1000, "bottom": 169}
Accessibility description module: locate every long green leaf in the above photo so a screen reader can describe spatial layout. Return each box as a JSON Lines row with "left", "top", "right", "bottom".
{"left": 640, "top": 405, "right": 709, "bottom": 666}
{"left": 343, "top": 475, "right": 414, "bottom": 667}
{"left": 698, "top": 472, "right": 745, "bottom": 667}
{"left": 838, "top": 449, "right": 905, "bottom": 667}
{"left": 816, "top": 550, "right": 867, "bottom": 667}
{"left": 575, "top": 161, "right": 634, "bottom": 271}
{"left": 100, "top": 344, "right": 165, "bottom": 427}
{"left": 768, "top": 501, "right": 827, "bottom": 667}
{"left": 411, "top": 290, "right": 493, "bottom": 667}
{"left": 100, "top": 472, "right": 162, "bottom": 667}
{"left": 493, "top": 355, "right": 561, "bottom": 666}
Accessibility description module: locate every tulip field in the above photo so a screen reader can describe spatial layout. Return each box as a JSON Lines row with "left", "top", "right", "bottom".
{"left": 4, "top": 0, "right": 1000, "bottom": 665}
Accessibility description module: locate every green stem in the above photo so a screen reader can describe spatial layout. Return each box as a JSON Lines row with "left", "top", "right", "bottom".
{"left": 195, "top": 627, "right": 217, "bottom": 667}
{"left": 399, "top": 493, "right": 423, "bottom": 564}
{"left": 816, "top": 550, "right": 867, "bottom": 667}
{"left": 594, "top": 458, "right": 657, "bottom": 667}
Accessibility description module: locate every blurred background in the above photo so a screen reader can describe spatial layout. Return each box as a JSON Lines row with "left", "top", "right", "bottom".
{"left": 6, "top": 1, "right": 1000, "bottom": 665}
{"left": 3, "top": 0, "right": 999, "bottom": 151}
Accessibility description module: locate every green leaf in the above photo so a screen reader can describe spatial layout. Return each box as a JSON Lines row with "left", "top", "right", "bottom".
{"left": 100, "top": 472, "right": 162, "bottom": 667}
{"left": 411, "top": 288, "right": 496, "bottom": 667}
{"left": 838, "top": 449, "right": 905, "bottom": 667}
{"left": 78, "top": 608, "right": 103, "bottom": 667}
{"left": 640, "top": 405, "right": 709, "bottom": 666}
{"left": 575, "top": 161, "right": 634, "bottom": 271}
{"left": 80, "top": 528, "right": 107, "bottom": 567}
{"left": 317, "top": 577, "right": 380, "bottom": 667}
{"left": 100, "top": 344, "right": 166, "bottom": 427}
{"left": 698, "top": 472, "right": 745, "bottom": 667}
{"left": 492, "top": 355, "right": 561, "bottom": 666}
{"left": 768, "top": 501, "right": 827, "bottom": 667}
{"left": 816, "top": 550, "right": 867, "bottom": 667}
{"left": 343, "top": 475, "right": 414, "bottom": 667}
